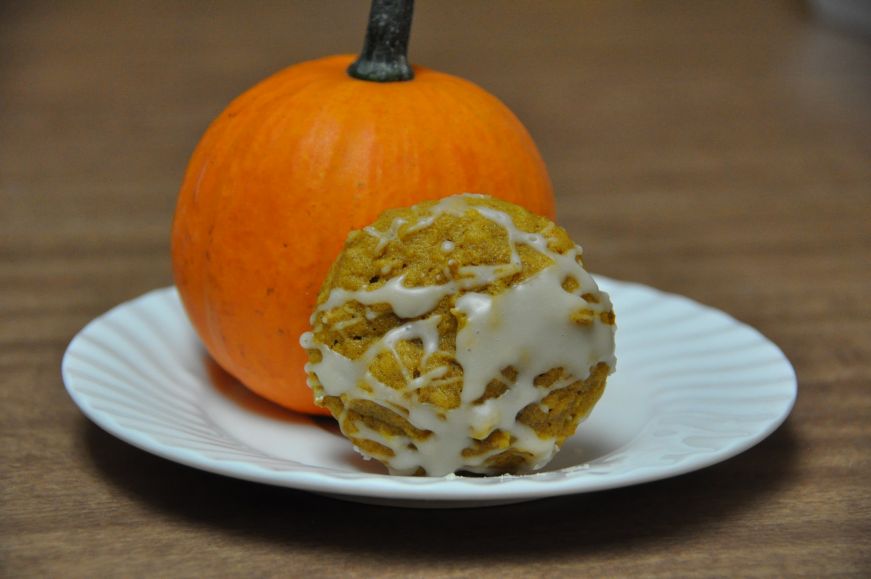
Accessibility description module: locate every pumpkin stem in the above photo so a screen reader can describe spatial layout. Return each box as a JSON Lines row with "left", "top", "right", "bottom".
{"left": 348, "top": 0, "right": 415, "bottom": 82}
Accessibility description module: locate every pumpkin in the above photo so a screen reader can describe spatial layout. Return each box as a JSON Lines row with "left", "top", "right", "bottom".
{"left": 171, "top": 0, "right": 555, "bottom": 414}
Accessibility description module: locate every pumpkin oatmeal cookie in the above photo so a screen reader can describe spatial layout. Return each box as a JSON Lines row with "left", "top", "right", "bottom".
{"left": 301, "top": 194, "right": 616, "bottom": 476}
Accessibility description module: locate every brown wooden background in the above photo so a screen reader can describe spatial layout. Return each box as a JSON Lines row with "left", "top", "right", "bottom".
{"left": 2, "top": 1, "right": 869, "bottom": 576}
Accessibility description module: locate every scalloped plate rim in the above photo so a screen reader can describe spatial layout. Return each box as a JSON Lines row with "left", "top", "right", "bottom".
{"left": 62, "top": 278, "right": 797, "bottom": 506}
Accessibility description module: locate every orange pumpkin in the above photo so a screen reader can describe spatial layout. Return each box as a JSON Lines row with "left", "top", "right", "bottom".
{"left": 171, "top": 0, "right": 555, "bottom": 414}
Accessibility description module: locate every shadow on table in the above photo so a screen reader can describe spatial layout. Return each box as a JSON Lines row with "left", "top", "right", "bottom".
{"left": 80, "top": 415, "right": 800, "bottom": 562}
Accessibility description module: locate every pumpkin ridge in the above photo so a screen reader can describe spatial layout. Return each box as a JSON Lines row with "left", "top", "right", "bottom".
{"left": 441, "top": 74, "right": 552, "bottom": 216}
{"left": 418, "top": 79, "right": 524, "bottom": 205}
{"left": 185, "top": 136, "right": 250, "bottom": 367}
{"left": 409, "top": 83, "right": 476, "bottom": 195}
{"left": 196, "top": 77, "right": 334, "bottom": 368}
{"left": 312, "top": 81, "right": 380, "bottom": 228}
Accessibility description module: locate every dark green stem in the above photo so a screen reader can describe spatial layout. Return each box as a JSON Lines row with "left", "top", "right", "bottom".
{"left": 348, "top": 0, "right": 415, "bottom": 82}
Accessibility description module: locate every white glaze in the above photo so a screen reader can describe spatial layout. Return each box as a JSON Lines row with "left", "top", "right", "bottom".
{"left": 315, "top": 276, "right": 454, "bottom": 320}
{"left": 364, "top": 218, "right": 406, "bottom": 255}
{"left": 301, "top": 194, "right": 616, "bottom": 476}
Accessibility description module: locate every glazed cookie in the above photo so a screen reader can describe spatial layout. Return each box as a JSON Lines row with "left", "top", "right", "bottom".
{"left": 301, "top": 194, "right": 616, "bottom": 476}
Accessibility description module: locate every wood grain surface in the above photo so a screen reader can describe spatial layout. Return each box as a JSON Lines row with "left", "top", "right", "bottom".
{"left": 2, "top": 1, "right": 869, "bottom": 576}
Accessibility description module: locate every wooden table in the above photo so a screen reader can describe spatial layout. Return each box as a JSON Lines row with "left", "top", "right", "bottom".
{"left": 3, "top": 1, "right": 869, "bottom": 576}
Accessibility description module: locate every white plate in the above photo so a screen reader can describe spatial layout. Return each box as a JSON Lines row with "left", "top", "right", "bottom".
{"left": 62, "top": 279, "right": 796, "bottom": 508}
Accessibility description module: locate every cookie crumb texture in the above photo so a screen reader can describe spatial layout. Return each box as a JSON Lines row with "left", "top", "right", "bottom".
{"left": 301, "top": 195, "right": 616, "bottom": 476}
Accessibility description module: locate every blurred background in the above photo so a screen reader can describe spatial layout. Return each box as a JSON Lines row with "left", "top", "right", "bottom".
{"left": 3, "top": 0, "right": 869, "bottom": 371}
{"left": 1, "top": 2, "right": 869, "bottom": 576}
{"left": 1, "top": 1, "right": 868, "bottom": 308}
